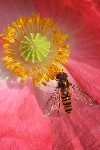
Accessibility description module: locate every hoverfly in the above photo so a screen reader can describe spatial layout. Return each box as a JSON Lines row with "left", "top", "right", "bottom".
{"left": 43, "top": 72, "right": 98, "bottom": 116}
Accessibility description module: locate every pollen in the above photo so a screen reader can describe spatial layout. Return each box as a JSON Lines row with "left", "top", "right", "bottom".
{"left": 1, "top": 14, "right": 70, "bottom": 85}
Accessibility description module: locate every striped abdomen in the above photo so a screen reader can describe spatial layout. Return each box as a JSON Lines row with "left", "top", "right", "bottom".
{"left": 60, "top": 88, "right": 72, "bottom": 114}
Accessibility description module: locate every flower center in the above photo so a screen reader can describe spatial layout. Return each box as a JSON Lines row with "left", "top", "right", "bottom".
{"left": 1, "top": 14, "right": 70, "bottom": 85}
{"left": 20, "top": 33, "right": 50, "bottom": 63}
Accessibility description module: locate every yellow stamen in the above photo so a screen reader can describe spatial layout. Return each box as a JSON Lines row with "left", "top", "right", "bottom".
{"left": 1, "top": 14, "right": 70, "bottom": 85}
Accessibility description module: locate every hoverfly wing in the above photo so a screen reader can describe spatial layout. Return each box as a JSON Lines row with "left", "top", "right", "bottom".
{"left": 71, "top": 85, "right": 98, "bottom": 105}
{"left": 43, "top": 88, "right": 60, "bottom": 116}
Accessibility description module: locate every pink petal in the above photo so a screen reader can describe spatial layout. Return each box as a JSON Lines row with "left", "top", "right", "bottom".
{"left": 33, "top": 1, "right": 100, "bottom": 147}
{"left": 0, "top": 0, "right": 38, "bottom": 33}
{"left": 54, "top": 101, "right": 100, "bottom": 150}
{"left": 69, "top": 6, "right": 100, "bottom": 68}
{"left": 0, "top": 1, "right": 100, "bottom": 149}
{"left": 0, "top": 80, "right": 52, "bottom": 149}
{"left": 34, "top": 0, "right": 100, "bottom": 67}
{"left": 34, "top": 0, "right": 100, "bottom": 101}
{"left": 50, "top": 103, "right": 100, "bottom": 150}
{"left": 92, "top": 0, "right": 100, "bottom": 13}
{"left": 37, "top": 82, "right": 100, "bottom": 150}
{"left": 33, "top": 0, "right": 93, "bottom": 28}
{"left": 0, "top": 0, "right": 38, "bottom": 72}
{"left": 34, "top": 0, "right": 92, "bottom": 15}
{"left": 66, "top": 60, "right": 100, "bottom": 103}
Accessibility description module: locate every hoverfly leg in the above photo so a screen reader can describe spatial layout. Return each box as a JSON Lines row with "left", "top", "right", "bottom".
{"left": 41, "top": 82, "right": 56, "bottom": 88}
{"left": 57, "top": 89, "right": 61, "bottom": 115}
{"left": 43, "top": 88, "right": 60, "bottom": 116}
{"left": 69, "top": 82, "right": 72, "bottom": 86}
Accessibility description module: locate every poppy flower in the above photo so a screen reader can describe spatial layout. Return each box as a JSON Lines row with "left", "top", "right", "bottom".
{"left": 0, "top": 0, "right": 100, "bottom": 150}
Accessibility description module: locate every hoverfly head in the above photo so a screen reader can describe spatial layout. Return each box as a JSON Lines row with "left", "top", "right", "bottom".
{"left": 56, "top": 72, "right": 68, "bottom": 81}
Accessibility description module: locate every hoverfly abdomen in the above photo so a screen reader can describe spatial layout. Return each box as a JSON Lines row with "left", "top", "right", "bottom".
{"left": 56, "top": 72, "right": 72, "bottom": 114}
{"left": 60, "top": 88, "right": 72, "bottom": 114}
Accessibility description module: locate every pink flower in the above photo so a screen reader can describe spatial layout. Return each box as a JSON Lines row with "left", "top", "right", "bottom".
{"left": 0, "top": 0, "right": 100, "bottom": 150}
